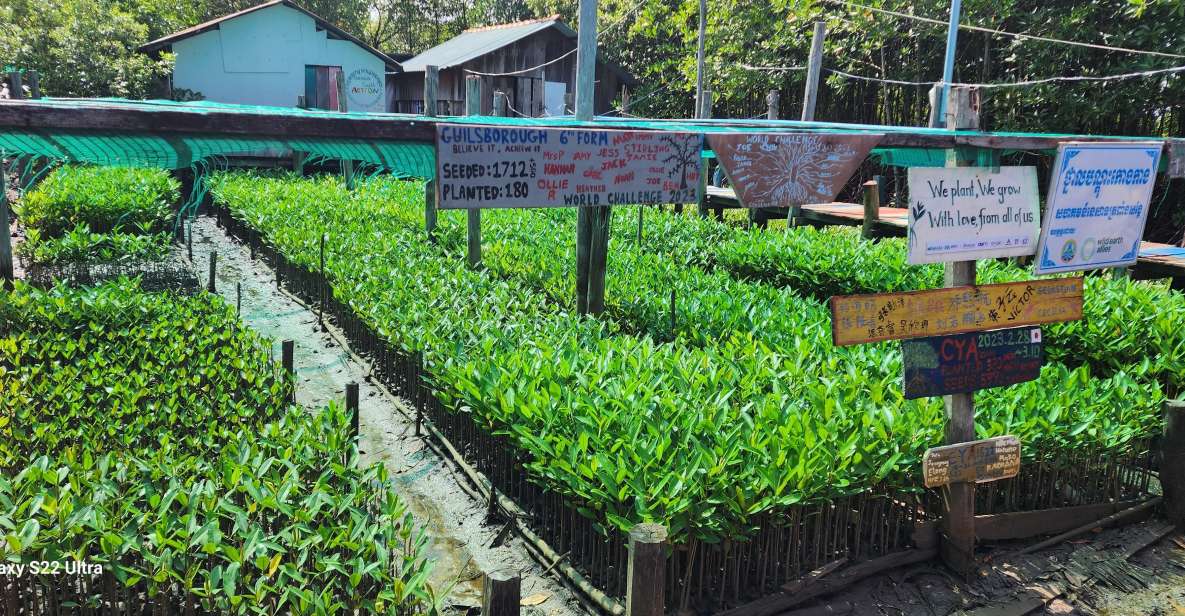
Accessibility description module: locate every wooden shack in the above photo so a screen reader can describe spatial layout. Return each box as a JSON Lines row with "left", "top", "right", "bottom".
{"left": 390, "top": 16, "right": 637, "bottom": 116}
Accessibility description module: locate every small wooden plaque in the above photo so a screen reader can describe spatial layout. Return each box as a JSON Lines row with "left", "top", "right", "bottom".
{"left": 923, "top": 435, "right": 1021, "bottom": 488}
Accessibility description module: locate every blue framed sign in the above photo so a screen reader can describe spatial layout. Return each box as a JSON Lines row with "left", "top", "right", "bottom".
{"left": 1034, "top": 142, "right": 1162, "bottom": 275}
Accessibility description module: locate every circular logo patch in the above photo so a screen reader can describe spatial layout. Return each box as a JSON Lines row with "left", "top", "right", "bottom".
{"left": 346, "top": 68, "right": 383, "bottom": 109}
{"left": 1060, "top": 239, "right": 1077, "bottom": 263}
{"left": 1081, "top": 237, "right": 1097, "bottom": 261}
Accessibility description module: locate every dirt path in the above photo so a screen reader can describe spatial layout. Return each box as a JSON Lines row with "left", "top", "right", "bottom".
{"left": 189, "top": 214, "right": 591, "bottom": 616}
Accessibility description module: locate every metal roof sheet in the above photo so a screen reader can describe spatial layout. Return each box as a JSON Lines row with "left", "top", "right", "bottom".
{"left": 400, "top": 18, "right": 566, "bottom": 72}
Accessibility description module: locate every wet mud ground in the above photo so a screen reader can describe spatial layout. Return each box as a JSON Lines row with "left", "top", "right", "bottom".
{"left": 188, "top": 215, "right": 591, "bottom": 616}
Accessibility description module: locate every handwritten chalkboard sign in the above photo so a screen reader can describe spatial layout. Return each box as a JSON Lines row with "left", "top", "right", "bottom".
{"left": 902, "top": 327, "right": 1043, "bottom": 399}
{"left": 435, "top": 124, "right": 703, "bottom": 209}
{"left": 829, "top": 278, "right": 1082, "bottom": 346}
{"left": 707, "top": 133, "right": 882, "bottom": 208}
{"left": 923, "top": 435, "right": 1021, "bottom": 488}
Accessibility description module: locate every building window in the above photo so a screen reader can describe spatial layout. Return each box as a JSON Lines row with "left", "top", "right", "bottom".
{"left": 305, "top": 65, "right": 344, "bottom": 110}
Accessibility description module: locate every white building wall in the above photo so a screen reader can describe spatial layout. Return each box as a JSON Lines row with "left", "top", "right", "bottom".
{"left": 171, "top": 4, "right": 387, "bottom": 112}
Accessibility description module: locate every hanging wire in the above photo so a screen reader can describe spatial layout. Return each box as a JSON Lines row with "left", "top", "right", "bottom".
{"left": 823, "top": 0, "right": 1185, "bottom": 59}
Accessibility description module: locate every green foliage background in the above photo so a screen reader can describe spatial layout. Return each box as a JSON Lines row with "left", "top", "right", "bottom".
{"left": 6, "top": 0, "right": 1185, "bottom": 137}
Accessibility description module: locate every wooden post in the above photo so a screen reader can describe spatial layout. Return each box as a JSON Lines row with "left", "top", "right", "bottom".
{"left": 6, "top": 72, "right": 22, "bottom": 100}
{"left": 574, "top": 0, "right": 606, "bottom": 315}
{"left": 861, "top": 180, "right": 880, "bottom": 240}
{"left": 282, "top": 340, "right": 295, "bottom": 404}
{"left": 1163, "top": 400, "right": 1185, "bottom": 530}
{"left": 626, "top": 523, "right": 668, "bottom": 616}
{"left": 187, "top": 223, "right": 193, "bottom": 261}
{"left": 697, "top": 90, "right": 712, "bottom": 218}
{"left": 26, "top": 71, "right": 39, "bottom": 99}
{"left": 481, "top": 569, "right": 521, "bottom": 616}
{"left": 574, "top": 0, "right": 598, "bottom": 120}
{"left": 424, "top": 181, "right": 437, "bottom": 243}
{"left": 936, "top": 85, "right": 980, "bottom": 577}
{"left": 346, "top": 382, "right": 360, "bottom": 443}
{"left": 424, "top": 65, "right": 439, "bottom": 116}
{"left": 621, "top": 86, "right": 631, "bottom": 115}
{"left": 694, "top": 0, "right": 707, "bottom": 115}
{"left": 424, "top": 66, "right": 439, "bottom": 242}
{"left": 801, "top": 22, "right": 826, "bottom": 122}
{"left": 341, "top": 62, "right": 355, "bottom": 189}
{"left": 766, "top": 89, "right": 780, "bottom": 120}
{"left": 637, "top": 205, "right": 643, "bottom": 245}
{"left": 493, "top": 91, "right": 507, "bottom": 117}
{"left": 0, "top": 161, "right": 12, "bottom": 290}
{"left": 319, "top": 233, "right": 326, "bottom": 330}
{"left": 236, "top": 282, "right": 241, "bottom": 315}
{"left": 207, "top": 251, "right": 217, "bottom": 293}
{"left": 465, "top": 75, "right": 482, "bottom": 268}
{"left": 293, "top": 96, "right": 307, "bottom": 175}
{"left": 343, "top": 160, "right": 355, "bottom": 190}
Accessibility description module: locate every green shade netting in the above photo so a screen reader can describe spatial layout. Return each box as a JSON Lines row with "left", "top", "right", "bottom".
{"left": 0, "top": 98, "right": 1170, "bottom": 175}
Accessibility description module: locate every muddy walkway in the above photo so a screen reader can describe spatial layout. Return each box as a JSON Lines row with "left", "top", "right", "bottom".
{"left": 188, "top": 214, "right": 590, "bottom": 616}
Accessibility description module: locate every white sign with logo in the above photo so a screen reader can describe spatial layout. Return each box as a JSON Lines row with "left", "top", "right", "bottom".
{"left": 1035, "top": 142, "right": 1163, "bottom": 275}
{"left": 346, "top": 68, "right": 383, "bottom": 111}
{"left": 907, "top": 166, "right": 1040, "bottom": 264}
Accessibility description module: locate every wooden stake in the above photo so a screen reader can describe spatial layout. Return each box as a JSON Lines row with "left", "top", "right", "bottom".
{"left": 319, "top": 233, "right": 326, "bottom": 330}
{"left": 697, "top": 90, "right": 713, "bottom": 218}
{"left": 282, "top": 340, "right": 295, "bottom": 404}
{"left": 6, "top": 72, "right": 22, "bottom": 100}
{"left": 27, "top": 71, "right": 39, "bottom": 100}
{"left": 424, "top": 180, "right": 437, "bottom": 242}
{"left": 424, "top": 65, "right": 439, "bottom": 117}
{"left": 801, "top": 22, "right": 827, "bottom": 122}
{"left": 767, "top": 89, "right": 780, "bottom": 120}
{"left": 343, "top": 160, "right": 355, "bottom": 190}
{"left": 0, "top": 161, "right": 12, "bottom": 290}
{"left": 587, "top": 206, "right": 612, "bottom": 314}
{"left": 861, "top": 180, "right": 880, "bottom": 240}
{"left": 493, "top": 91, "right": 507, "bottom": 117}
{"left": 481, "top": 569, "right": 521, "bottom": 616}
{"left": 576, "top": 207, "right": 592, "bottom": 314}
{"left": 346, "top": 382, "right": 360, "bottom": 443}
{"left": 236, "top": 282, "right": 241, "bottom": 315}
{"left": 207, "top": 250, "right": 217, "bottom": 293}
{"left": 465, "top": 75, "right": 482, "bottom": 267}
{"left": 637, "top": 205, "right": 643, "bottom": 245}
{"left": 626, "top": 523, "right": 668, "bottom": 616}
{"left": 1163, "top": 400, "right": 1185, "bottom": 530}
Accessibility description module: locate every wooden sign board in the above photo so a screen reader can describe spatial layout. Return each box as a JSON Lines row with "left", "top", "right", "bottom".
{"left": 829, "top": 278, "right": 1083, "bottom": 346}
{"left": 923, "top": 435, "right": 1021, "bottom": 488}
{"left": 902, "top": 326, "right": 1043, "bottom": 399}
{"left": 906, "top": 166, "right": 1040, "bottom": 264}
{"left": 435, "top": 124, "right": 702, "bottom": 209}
{"left": 706, "top": 133, "right": 882, "bottom": 208}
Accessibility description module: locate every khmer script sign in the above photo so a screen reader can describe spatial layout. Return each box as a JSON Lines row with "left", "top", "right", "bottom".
{"left": 907, "top": 167, "right": 1040, "bottom": 264}
{"left": 1034, "top": 142, "right": 1163, "bottom": 275}
{"left": 707, "top": 133, "right": 882, "bottom": 207}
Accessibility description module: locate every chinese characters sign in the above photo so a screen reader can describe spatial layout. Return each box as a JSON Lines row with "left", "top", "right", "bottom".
{"left": 1034, "top": 142, "right": 1162, "bottom": 275}
{"left": 907, "top": 166, "right": 1039, "bottom": 264}
{"left": 829, "top": 278, "right": 1083, "bottom": 346}
{"left": 902, "top": 327, "right": 1043, "bottom": 399}
{"left": 923, "top": 436, "right": 1021, "bottom": 488}
{"left": 435, "top": 124, "right": 703, "bottom": 209}
{"left": 706, "top": 133, "right": 882, "bottom": 208}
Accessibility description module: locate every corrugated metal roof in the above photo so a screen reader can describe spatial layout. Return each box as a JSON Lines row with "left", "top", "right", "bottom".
{"left": 400, "top": 17, "right": 571, "bottom": 72}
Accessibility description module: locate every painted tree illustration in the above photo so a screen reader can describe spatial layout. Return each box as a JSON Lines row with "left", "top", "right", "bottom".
{"left": 744, "top": 135, "right": 858, "bottom": 204}
{"left": 661, "top": 135, "right": 698, "bottom": 190}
